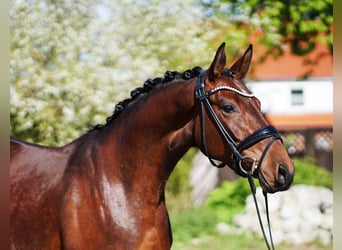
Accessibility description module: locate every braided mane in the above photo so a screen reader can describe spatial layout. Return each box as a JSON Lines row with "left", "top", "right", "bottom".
{"left": 91, "top": 66, "right": 203, "bottom": 130}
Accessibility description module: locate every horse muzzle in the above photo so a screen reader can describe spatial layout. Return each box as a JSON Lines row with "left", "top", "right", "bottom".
{"left": 257, "top": 163, "right": 295, "bottom": 194}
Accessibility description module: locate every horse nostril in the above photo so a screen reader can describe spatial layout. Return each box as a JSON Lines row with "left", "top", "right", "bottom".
{"left": 277, "top": 164, "right": 288, "bottom": 186}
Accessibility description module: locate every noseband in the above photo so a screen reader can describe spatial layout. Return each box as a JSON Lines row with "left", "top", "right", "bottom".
{"left": 195, "top": 70, "right": 283, "bottom": 250}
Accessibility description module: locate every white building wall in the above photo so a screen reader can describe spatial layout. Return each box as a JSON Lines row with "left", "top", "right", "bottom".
{"left": 246, "top": 78, "right": 333, "bottom": 115}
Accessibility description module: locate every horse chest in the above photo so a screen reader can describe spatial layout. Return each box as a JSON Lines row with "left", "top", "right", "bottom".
{"left": 60, "top": 174, "right": 171, "bottom": 249}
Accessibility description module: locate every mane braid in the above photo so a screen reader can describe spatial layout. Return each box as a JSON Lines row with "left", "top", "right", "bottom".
{"left": 90, "top": 66, "right": 203, "bottom": 131}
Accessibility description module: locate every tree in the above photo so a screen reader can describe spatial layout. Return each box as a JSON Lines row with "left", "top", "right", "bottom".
{"left": 201, "top": 0, "right": 333, "bottom": 58}
{"left": 10, "top": 0, "right": 221, "bottom": 145}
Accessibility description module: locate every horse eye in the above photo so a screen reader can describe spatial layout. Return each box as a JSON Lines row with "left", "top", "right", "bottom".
{"left": 221, "top": 103, "right": 236, "bottom": 113}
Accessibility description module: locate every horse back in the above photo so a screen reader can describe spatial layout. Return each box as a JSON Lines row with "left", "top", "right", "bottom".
{"left": 10, "top": 137, "right": 72, "bottom": 181}
{"left": 10, "top": 137, "right": 74, "bottom": 249}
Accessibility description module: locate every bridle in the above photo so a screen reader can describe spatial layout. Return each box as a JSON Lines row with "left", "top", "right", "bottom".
{"left": 195, "top": 70, "right": 282, "bottom": 177}
{"left": 195, "top": 70, "right": 283, "bottom": 250}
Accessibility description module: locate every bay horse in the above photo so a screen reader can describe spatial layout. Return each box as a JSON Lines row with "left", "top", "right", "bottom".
{"left": 10, "top": 43, "right": 294, "bottom": 249}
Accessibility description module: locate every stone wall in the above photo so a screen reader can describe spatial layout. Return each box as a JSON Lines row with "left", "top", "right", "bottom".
{"left": 218, "top": 185, "right": 333, "bottom": 246}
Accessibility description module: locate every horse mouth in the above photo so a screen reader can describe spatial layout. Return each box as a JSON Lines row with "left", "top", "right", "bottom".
{"left": 257, "top": 167, "right": 294, "bottom": 194}
{"left": 223, "top": 158, "right": 293, "bottom": 194}
{"left": 257, "top": 171, "right": 276, "bottom": 193}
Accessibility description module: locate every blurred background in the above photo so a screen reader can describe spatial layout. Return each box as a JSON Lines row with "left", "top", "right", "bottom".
{"left": 10, "top": 0, "right": 333, "bottom": 249}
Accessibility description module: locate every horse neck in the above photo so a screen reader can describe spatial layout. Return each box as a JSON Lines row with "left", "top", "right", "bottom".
{"left": 94, "top": 79, "right": 198, "bottom": 198}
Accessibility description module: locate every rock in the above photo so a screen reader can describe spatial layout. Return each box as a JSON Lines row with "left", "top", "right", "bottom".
{"left": 317, "top": 229, "right": 332, "bottom": 246}
{"left": 216, "top": 222, "right": 242, "bottom": 235}
{"left": 232, "top": 185, "right": 333, "bottom": 246}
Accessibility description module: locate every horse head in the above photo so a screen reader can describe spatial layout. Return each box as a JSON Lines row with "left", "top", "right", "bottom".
{"left": 193, "top": 43, "right": 294, "bottom": 193}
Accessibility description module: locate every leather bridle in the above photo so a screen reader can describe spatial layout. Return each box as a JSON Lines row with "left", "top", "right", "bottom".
{"left": 195, "top": 70, "right": 282, "bottom": 177}
{"left": 195, "top": 70, "right": 283, "bottom": 250}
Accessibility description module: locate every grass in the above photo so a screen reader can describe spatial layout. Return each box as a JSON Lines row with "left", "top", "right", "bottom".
{"left": 171, "top": 234, "right": 267, "bottom": 250}
{"left": 169, "top": 206, "right": 332, "bottom": 250}
{"left": 168, "top": 206, "right": 269, "bottom": 249}
{"left": 171, "top": 234, "right": 332, "bottom": 250}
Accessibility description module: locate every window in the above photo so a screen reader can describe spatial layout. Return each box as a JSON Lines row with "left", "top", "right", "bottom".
{"left": 291, "top": 89, "right": 304, "bottom": 105}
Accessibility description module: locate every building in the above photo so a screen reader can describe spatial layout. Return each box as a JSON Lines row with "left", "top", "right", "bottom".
{"left": 246, "top": 41, "right": 333, "bottom": 170}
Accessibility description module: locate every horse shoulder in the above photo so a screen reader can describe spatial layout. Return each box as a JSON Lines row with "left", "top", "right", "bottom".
{"left": 60, "top": 152, "right": 115, "bottom": 248}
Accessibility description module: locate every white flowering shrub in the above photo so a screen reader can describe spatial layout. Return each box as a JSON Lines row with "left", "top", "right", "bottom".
{"left": 10, "top": 0, "right": 225, "bottom": 145}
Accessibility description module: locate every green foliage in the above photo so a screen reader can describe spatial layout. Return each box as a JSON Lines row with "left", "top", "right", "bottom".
{"left": 166, "top": 149, "right": 196, "bottom": 211}
{"left": 167, "top": 149, "right": 196, "bottom": 195}
{"left": 292, "top": 157, "right": 333, "bottom": 189}
{"left": 205, "top": 178, "right": 252, "bottom": 223}
{"left": 203, "top": 0, "right": 333, "bottom": 57}
{"left": 171, "top": 232, "right": 332, "bottom": 250}
{"left": 206, "top": 179, "right": 250, "bottom": 210}
{"left": 169, "top": 206, "right": 219, "bottom": 243}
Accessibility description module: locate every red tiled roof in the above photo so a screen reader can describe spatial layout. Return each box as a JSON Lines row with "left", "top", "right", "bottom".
{"left": 248, "top": 32, "right": 332, "bottom": 80}
{"left": 265, "top": 113, "right": 333, "bottom": 130}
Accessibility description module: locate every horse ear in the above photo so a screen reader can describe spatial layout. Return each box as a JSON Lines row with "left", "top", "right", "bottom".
{"left": 207, "top": 42, "right": 226, "bottom": 83}
{"left": 229, "top": 44, "right": 253, "bottom": 79}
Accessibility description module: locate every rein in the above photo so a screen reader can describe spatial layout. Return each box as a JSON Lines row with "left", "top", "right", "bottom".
{"left": 195, "top": 70, "right": 283, "bottom": 250}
